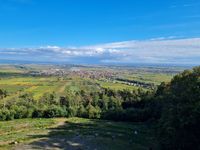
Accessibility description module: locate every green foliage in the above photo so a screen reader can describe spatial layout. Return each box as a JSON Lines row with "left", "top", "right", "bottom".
{"left": 156, "top": 66, "right": 200, "bottom": 150}
{"left": 77, "top": 105, "right": 87, "bottom": 118}
{"left": 43, "top": 105, "right": 67, "bottom": 118}
{"left": 10, "top": 105, "right": 33, "bottom": 119}
{"left": 67, "top": 106, "right": 77, "bottom": 117}
{"left": 0, "top": 108, "right": 14, "bottom": 121}
{"left": 39, "top": 92, "right": 58, "bottom": 105}
{"left": 32, "top": 107, "right": 44, "bottom": 118}
{"left": 86, "top": 104, "right": 101, "bottom": 119}
{"left": 0, "top": 86, "right": 153, "bottom": 122}
{"left": 0, "top": 89, "right": 7, "bottom": 99}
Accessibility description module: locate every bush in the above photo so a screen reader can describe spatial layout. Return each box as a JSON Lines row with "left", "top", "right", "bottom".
{"left": 43, "top": 105, "right": 67, "bottom": 118}
{"left": 102, "top": 108, "right": 151, "bottom": 122}
{"left": 102, "top": 109, "right": 125, "bottom": 121}
{"left": 67, "top": 106, "right": 77, "bottom": 117}
{"left": 32, "top": 108, "right": 44, "bottom": 118}
{"left": 0, "top": 109, "right": 14, "bottom": 121}
{"left": 77, "top": 105, "right": 87, "bottom": 118}
{"left": 86, "top": 104, "right": 101, "bottom": 119}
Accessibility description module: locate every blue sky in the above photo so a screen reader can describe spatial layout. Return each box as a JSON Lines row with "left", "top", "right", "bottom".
{"left": 0, "top": 0, "right": 200, "bottom": 64}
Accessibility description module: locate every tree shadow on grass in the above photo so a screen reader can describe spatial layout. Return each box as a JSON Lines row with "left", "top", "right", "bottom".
{"left": 27, "top": 122, "right": 98, "bottom": 150}
{"left": 14, "top": 119, "right": 157, "bottom": 150}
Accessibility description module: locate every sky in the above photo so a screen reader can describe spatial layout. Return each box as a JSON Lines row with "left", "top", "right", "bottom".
{"left": 0, "top": 0, "right": 200, "bottom": 65}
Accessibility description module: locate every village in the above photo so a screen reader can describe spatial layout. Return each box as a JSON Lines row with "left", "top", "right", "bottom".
{"left": 27, "top": 67, "right": 155, "bottom": 89}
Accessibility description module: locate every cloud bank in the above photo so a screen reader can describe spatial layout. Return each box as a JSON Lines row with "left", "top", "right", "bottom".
{"left": 0, "top": 37, "right": 200, "bottom": 65}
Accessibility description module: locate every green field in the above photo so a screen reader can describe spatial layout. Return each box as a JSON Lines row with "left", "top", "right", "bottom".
{"left": 96, "top": 80, "right": 138, "bottom": 90}
{"left": 0, "top": 65, "right": 179, "bottom": 104}
{"left": 0, "top": 76, "right": 101, "bottom": 101}
{"left": 0, "top": 74, "right": 170, "bottom": 103}
{"left": 0, "top": 77, "right": 64, "bottom": 100}
{"left": 124, "top": 72, "right": 173, "bottom": 85}
{"left": 0, "top": 117, "right": 158, "bottom": 150}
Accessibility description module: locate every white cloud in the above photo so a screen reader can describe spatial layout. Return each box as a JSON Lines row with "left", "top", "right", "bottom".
{"left": 0, "top": 37, "right": 200, "bottom": 64}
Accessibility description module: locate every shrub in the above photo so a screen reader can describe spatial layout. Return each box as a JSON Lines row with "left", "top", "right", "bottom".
{"left": 0, "top": 109, "right": 14, "bottom": 121}
{"left": 67, "top": 106, "right": 77, "bottom": 117}
{"left": 86, "top": 104, "right": 101, "bottom": 119}
{"left": 32, "top": 107, "right": 44, "bottom": 118}
{"left": 77, "top": 105, "right": 87, "bottom": 118}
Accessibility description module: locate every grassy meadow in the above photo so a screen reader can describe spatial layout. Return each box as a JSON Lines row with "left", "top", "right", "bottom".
{"left": 0, "top": 117, "right": 158, "bottom": 150}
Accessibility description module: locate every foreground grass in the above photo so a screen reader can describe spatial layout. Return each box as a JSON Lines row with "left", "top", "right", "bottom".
{"left": 0, "top": 117, "right": 158, "bottom": 150}
{"left": 0, "top": 118, "right": 59, "bottom": 149}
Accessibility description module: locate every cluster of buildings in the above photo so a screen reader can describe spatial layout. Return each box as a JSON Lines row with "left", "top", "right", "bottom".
{"left": 28, "top": 68, "right": 116, "bottom": 80}
{"left": 28, "top": 67, "right": 154, "bottom": 89}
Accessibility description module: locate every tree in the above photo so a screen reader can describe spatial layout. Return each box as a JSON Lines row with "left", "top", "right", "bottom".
{"left": 86, "top": 104, "right": 101, "bottom": 119}
{"left": 77, "top": 105, "right": 87, "bottom": 118}
{"left": 40, "top": 92, "right": 57, "bottom": 105}
{"left": 108, "top": 96, "right": 121, "bottom": 110}
{"left": 0, "top": 89, "right": 7, "bottom": 99}
{"left": 157, "top": 67, "right": 200, "bottom": 150}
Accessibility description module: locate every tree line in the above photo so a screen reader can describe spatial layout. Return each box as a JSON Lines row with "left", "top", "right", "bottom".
{"left": 0, "top": 87, "right": 154, "bottom": 121}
